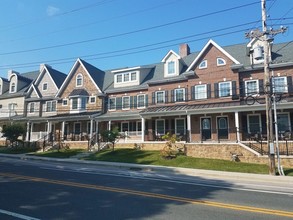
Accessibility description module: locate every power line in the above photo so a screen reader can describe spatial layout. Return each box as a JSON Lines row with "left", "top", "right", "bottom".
{"left": 0, "top": 1, "right": 260, "bottom": 56}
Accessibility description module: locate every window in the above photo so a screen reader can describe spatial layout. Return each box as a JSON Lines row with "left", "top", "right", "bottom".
{"left": 218, "top": 117, "right": 227, "bottom": 129}
{"left": 72, "top": 98, "right": 78, "bottom": 110}
{"left": 122, "top": 96, "right": 130, "bottom": 110}
{"left": 194, "top": 85, "right": 207, "bottom": 99}
{"left": 10, "top": 82, "right": 16, "bottom": 93}
{"left": 76, "top": 74, "right": 83, "bottom": 87}
{"left": 199, "top": 60, "right": 207, "bottom": 69}
{"left": 273, "top": 77, "right": 288, "bottom": 93}
{"left": 46, "top": 101, "right": 56, "bottom": 112}
{"left": 217, "top": 58, "right": 226, "bottom": 66}
{"left": 124, "top": 73, "right": 129, "bottom": 82}
{"left": 131, "top": 72, "right": 137, "bottom": 81}
{"left": 245, "top": 80, "right": 259, "bottom": 95}
{"left": 89, "top": 96, "right": 96, "bottom": 104}
{"left": 136, "top": 121, "right": 142, "bottom": 135}
{"left": 167, "top": 61, "right": 175, "bottom": 74}
{"left": 156, "top": 119, "right": 165, "bottom": 135}
{"left": 29, "top": 103, "right": 35, "bottom": 113}
{"left": 115, "top": 72, "right": 137, "bottom": 84}
{"left": 121, "top": 122, "right": 129, "bottom": 132}
{"left": 42, "top": 83, "right": 48, "bottom": 91}
{"left": 247, "top": 115, "right": 261, "bottom": 134}
{"left": 219, "top": 81, "right": 232, "bottom": 97}
{"left": 175, "top": 88, "right": 185, "bottom": 102}
{"left": 74, "top": 123, "right": 81, "bottom": 134}
{"left": 81, "top": 97, "right": 86, "bottom": 109}
{"left": 109, "top": 97, "right": 116, "bottom": 110}
{"left": 175, "top": 118, "right": 185, "bottom": 135}
{"left": 62, "top": 99, "right": 68, "bottom": 106}
{"left": 137, "top": 94, "right": 145, "bottom": 109}
{"left": 156, "top": 91, "right": 165, "bottom": 104}
{"left": 8, "top": 103, "right": 16, "bottom": 116}
{"left": 116, "top": 75, "right": 122, "bottom": 83}
{"left": 277, "top": 113, "right": 290, "bottom": 133}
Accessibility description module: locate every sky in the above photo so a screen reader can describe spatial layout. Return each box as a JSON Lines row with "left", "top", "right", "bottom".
{"left": 0, "top": 0, "right": 293, "bottom": 78}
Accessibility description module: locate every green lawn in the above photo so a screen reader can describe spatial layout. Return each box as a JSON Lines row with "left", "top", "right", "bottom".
{"left": 0, "top": 145, "right": 39, "bottom": 154}
{"left": 84, "top": 149, "right": 279, "bottom": 175}
{"left": 33, "top": 149, "right": 86, "bottom": 158}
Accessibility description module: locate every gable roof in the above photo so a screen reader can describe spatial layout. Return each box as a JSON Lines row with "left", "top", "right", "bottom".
{"left": 56, "top": 58, "right": 104, "bottom": 97}
{"left": 186, "top": 39, "right": 240, "bottom": 71}
{"left": 27, "top": 84, "right": 41, "bottom": 98}
{"left": 161, "top": 50, "right": 181, "bottom": 62}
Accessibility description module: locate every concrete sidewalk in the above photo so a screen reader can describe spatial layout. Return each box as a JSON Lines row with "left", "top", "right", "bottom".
{"left": 0, "top": 153, "right": 292, "bottom": 185}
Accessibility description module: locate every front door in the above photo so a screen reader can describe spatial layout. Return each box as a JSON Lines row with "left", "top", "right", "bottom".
{"left": 217, "top": 117, "right": 228, "bottom": 140}
{"left": 201, "top": 118, "right": 211, "bottom": 140}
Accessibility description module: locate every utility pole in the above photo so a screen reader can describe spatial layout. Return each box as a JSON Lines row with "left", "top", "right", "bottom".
{"left": 245, "top": 0, "right": 287, "bottom": 175}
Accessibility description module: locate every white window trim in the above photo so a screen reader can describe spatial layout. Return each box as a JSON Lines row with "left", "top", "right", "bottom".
{"left": 62, "top": 99, "right": 68, "bottom": 106}
{"left": 89, "top": 96, "right": 96, "bottom": 104}
{"left": 109, "top": 97, "right": 116, "bottom": 111}
{"left": 167, "top": 61, "right": 176, "bottom": 75}
{"left": 46, "top": 101, "right": 56, "bottom": 112}
{"left": 217, "top": 57, "right": 226, "bottom": 66}
{"left": 219, "top": 81, "right": 232, "bottom": 97}
{"left": 10, "top": 82, "right": 16, "bottom": 93}
{"left": 42, "top": 82, "right": 48, "bottom": 91}
{"left": 175, "top": 88, "right": 185, "bottom": 102}
{"left": 137, "top": 94, "right": 146, "bottom": 109}
{"left": 122, "top": 96, "right": 130, "bottom": 110}
{"left": 199, "top": 60, "right": 207, "bottom": 69}
{"left": 194, "top": 84, "right": 207, "bottom": 99}
{"left": 155, "top": 119, "right": 165, "bottom": 135}
{"left": 28, "top": 102, "right": 35, "bottom": 114}
{"left": 245, "top": 80, "right": 259, "bottom": 96}
{"left": 70, "top": 97, "right": 87, "bottom": 112}
{"left": 247, "top": 114, "right": 262, "bottom": 134}
{"left": 175, "top": 118, "right": 186, "bottom": 135}
{"left": 277, "top": 112, "right": 291, "bottom": 133}
{"left": 273, "top": 76, "right": 288, "bottom": 93}
{"left": 115, "top": 71, "right": 138, "bottom": 84}
{"left": 76, "top": 73, "right": 83, "bottom": 87}
{"left": 155, "top": 91, "right": 165, "bottom": 104}
{"left": 121, "top": 121, "right": 129, "bottom": 132}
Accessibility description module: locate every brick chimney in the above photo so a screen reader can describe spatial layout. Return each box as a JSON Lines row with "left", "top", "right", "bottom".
{"left": 179, "top": 43, "right": 190, "bottom": 57}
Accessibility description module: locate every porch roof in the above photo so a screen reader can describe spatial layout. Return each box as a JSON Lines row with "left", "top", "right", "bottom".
{"left": 95, "top": 111, "right": 141, "bottom": 121}
{"left": 47, "top": 111, "right": 101, "bottom": 121}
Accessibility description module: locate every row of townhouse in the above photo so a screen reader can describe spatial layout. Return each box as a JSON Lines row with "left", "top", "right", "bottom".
{"left": 1, "top": 38, "right": 293, "bottom": 151}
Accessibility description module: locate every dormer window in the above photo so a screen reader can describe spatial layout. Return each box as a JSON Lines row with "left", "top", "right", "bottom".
{"left": 76, "top": 74, "right": 83, "bottom": 87}
{"left": 217, "top": 58, "right": 226, "bottom": 66}
{"left": 199, "top": 60, "right": 207, "bottom": 69}
{"left": 42, "top": 83, "right": 48, "bottom": 91}
{"left": 115, "top": 72, "right": 138, "bottom": 84}
{"left": 10, "top": 82, "right": 16, "bottom": 93}
{"left": 167, "top": 61, "right": 175, "bottom": 75}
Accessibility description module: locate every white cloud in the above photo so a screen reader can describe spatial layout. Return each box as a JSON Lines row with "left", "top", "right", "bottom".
{"left": 46, "top": 6, "right": 60, "bottom": 16}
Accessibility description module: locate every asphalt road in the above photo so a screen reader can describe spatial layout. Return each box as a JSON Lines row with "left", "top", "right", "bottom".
{"left": 0, "top": 156, "right": 292, "bottom": 220}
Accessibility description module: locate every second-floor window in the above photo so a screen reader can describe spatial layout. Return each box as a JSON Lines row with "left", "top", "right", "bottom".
{"left": 76, "top": 74, "right": 83, "bottom": 87}
{"left": 194, "top": 85, "right": 207, "bottom": 99}
{"left": 46, "top": 101, "right": 56, "bottom": 112}
{"left": 29, "top": 103, "right": 35, "bottom": 113}
{"left": 175, "top": 88, "right": 185, "bottom": 102}
{"left": 137, "top": 94, "right": 145, "bottom": 109}
{"left": 199, "top": 60, "right": 207, "bottom": 69}
{"left": 122, "top": 96, "right": 130, "bottom": 110}
{"left": 273, "top": 76, "right": 288, "bottom": 93}
{"left": 109, "top": 97, "right": 116, "bottom": 110}
{"left": 116, "top": 72, "right": 137, "bottom": 84}
{"left": 71, "top": 97, "right": 86, "bottom": 110}
{"left": 156, "top": 91, "right": 165, "bottom": 104}
{"left": 245, "top": 80, "right": 259, "bottom": 95}
{"left": 219, "top": 81, "right": 231, "bottom": 97}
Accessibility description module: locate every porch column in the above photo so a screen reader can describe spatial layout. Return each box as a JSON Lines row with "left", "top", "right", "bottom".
{"left": 141, "top": 117, "right": 145, "bottom": 142}
{"left": 47, "top": 121, "right": 51, "bottom": 139}
{"left": 108, "top": 121, "right": 111, "bottom": 131}
{"left": 187, "top": 114, "right": 191, "bottom": 142}
{"left": 89, "top": 118, "right": 94, "bottom": 140}
{"left": 30, "top": 122, "right": 34, "bottom": 141}
{"left": 95, "top": 121, "right": 99, "bottom": 143}
{"left": 235, "top": 111, "right": 240, "bottom": 142}
{"left": 61, "top": 121, "right": 65, "bottom": 140}
{"left": 26, "top": 122, "right": 30, "bottom": 141}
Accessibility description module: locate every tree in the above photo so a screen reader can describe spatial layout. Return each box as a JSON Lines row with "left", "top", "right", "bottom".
{"left": 100, "top": 127, "right": 124, "bottom": 151}
{"left": 2, "top": 124, "right": 26, "bottom": 146}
